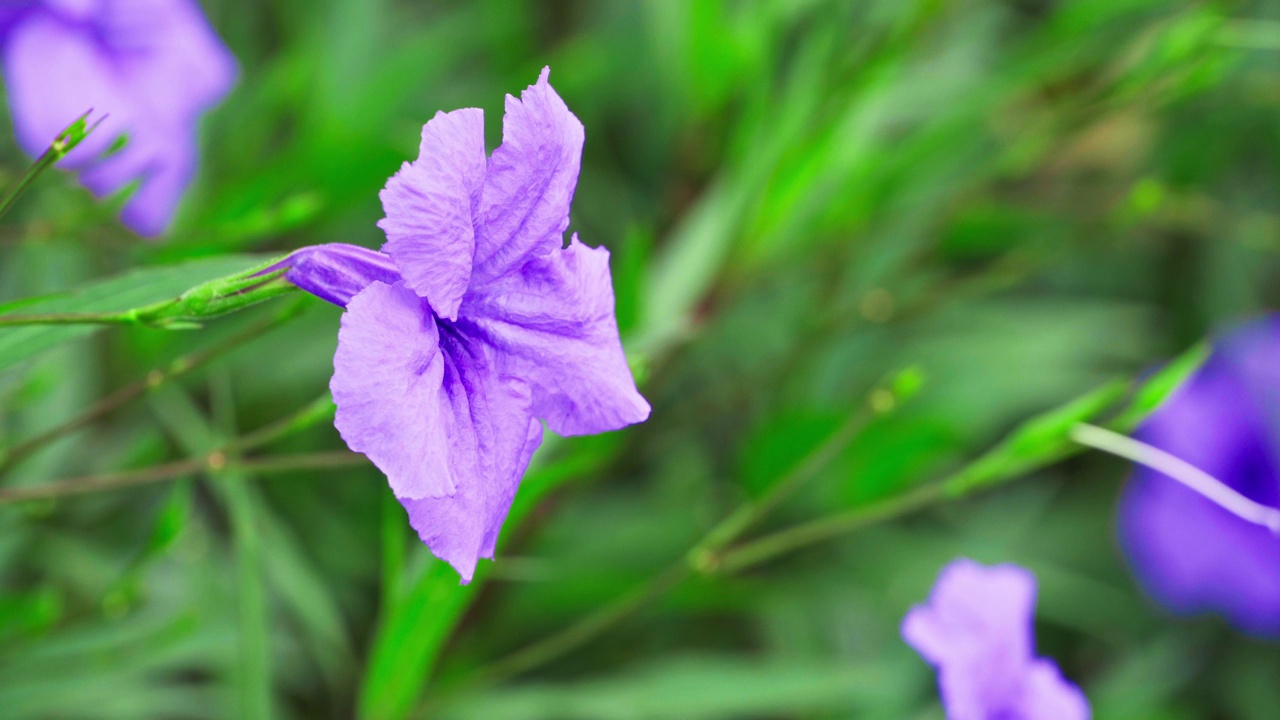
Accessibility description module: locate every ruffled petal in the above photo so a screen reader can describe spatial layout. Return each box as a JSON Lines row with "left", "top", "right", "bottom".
{"left": 332, "top": 281, "right": 539, "bottom": 511}
{"left": 461, "top": 235, "right": 649, "bottom": 436}
{"left": 1016, "top": 659, "right": 1091, "bottom": 720}
{"left": 331, "top": 281, "right": 543, "bottom": 582}
{"left": 471, "top": 67, "right": 583, "bottom": 283}
{"left": 401, "top": 416, "right": 543, "bottom": 584}
{"left": 379, "top": 108, "right": 487, "bottom": 320}
{"left": 902, "top": 560, "right": 1038, "bottom": 719}
{"left": 270, "top": 243, "right": 402, "bottom": 308}
{"left": 331, "top": 281, "right": 453, "bottom": 499}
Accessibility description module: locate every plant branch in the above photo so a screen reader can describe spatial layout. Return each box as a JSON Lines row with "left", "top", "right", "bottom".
{"left": 228, "top": 394, "right": 336, "bottom": 455}
{"left": 686, "top": 377, "right": 908, "bottom": 572}
{"left": 468, "top": 563, "right": 691, "bottom": 688}
{"left": 453, "top": 371, "right": 921, "bottom": 692}
{"left": 0, "top": 257, "right": 295, "bottom": 329}
{"left": 0, "top": 451, "right": 364, "bottom": 506}
{"left": 714, "top": 344, "right": 1207, "bottom": 574}
{"left": 0, "top": 110, "right": 103, "bottom": 221}
{"left": 0, "top": 303, "right": 306, "bottom": 473}
{"left": 452, "top": 343, "right": 1204, "bottom": 692}
{"left": 0, "top": 312, "right": 142, "bottom": 327}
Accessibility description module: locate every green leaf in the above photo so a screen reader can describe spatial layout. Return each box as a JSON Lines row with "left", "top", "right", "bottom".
{"left": 1111, "top": 342, "right": 1208, "bottom": 431}
{"left": 944, "top": 379, "right": 1129, "bottom": 496}
{"left": 358, "top": 438, "right": 611, "bottom": 720}
{"left": 358, "top": 557, "right": 482, "bottom": 720}
{"left": 433, "top": 655, "right": 915, "bottom": 720}
{"left": 0, "top": 255, "right": 272, "bottom": 371}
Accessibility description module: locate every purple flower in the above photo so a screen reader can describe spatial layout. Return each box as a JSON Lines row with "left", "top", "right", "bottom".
{"left": 278, "top": 69, "right": 650, "bottom": 582}
{"left": 0, "top": 0, "right": 236, "bottom": 235}
{"left": 902, "top": 559, "right": 1090, "bottom": 720}
{"left": 1119, "top": 315, "right": 1280, "bottom": 636}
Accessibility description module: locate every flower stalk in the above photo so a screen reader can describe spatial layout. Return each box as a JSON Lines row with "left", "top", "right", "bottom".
{"left": 0, "top": 256, "right": 297, "bottom": 329}
{"left": 1071, "top": 422, "right": 1280, "bottom": 534}
{"left": 0, "top": 109, "right": 104, "bottom": 221}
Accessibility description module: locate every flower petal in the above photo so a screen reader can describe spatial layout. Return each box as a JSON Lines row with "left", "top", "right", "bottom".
{"left": 332, "top": 281, "right": 453, "bottom": 499}
{"left": 272, "top": 243, "right": 402, "bottom": 308}
{"left": 471, "top": 67, "right": 584, "bottom": 283}
{"left": 401, "top": 416, "right": 543, "bottom": 584}
{"left": 97, "top": 0, "right": 237, "bottom": 126}
{"left": 379, "top": 108, "right": 487, "bottom": 320}
{"left": 332, "top": 281, "right": 540, "bottom": 511}
{"left": 92, "top": 140, "right": 195, "bottom": 236}
{"left": 461, "top": 235, "right": 650, "bottom": 436}
{"left": 2, "top": 0, "right": 235, "bottom": 235}
{"left": 1016, "top": 659, "right": 1091, "bottom": 720}
{"left": 902, "top": 559, "right": 1037, "bottom": 717}
{"left": 3, "top": 12, "right": 133, "bottom": 165}
{"left": 1119, "top": 316, "right": 1280, "bottom": 637}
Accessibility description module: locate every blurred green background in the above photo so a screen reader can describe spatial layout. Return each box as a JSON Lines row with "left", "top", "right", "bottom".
{"left": 1, "top": 0, "right": 1278, "bottom": 718}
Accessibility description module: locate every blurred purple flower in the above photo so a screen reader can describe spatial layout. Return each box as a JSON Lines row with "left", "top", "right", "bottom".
{"left": 278, "top": 69, "right": 650, "bottom": 582}
{"left": 0, "top": 0, "right": 236, "bottom": 235}
{"left": 903, "top": 559, "right": 1090, "bottom": 720}
{"left": 1119, "top": 315, "right": 1280, "bottom": 636}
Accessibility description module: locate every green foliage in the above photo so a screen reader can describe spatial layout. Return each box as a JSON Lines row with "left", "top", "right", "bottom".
{"left": 0, "top": 255, "right": 271, "bottom": 369}
{"left": 1, "top": 0, "right": 1277, "bottom": 718}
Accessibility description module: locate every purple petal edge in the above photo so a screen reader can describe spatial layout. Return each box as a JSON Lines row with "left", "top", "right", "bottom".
{"left": 463, "top": 235, "right": 650, "bottom": 436}
{"left": 902, "top": 559, "right": 1090, "bottom": 720}
{"left": 471, "top": 67, "right": 584, "bottom": 283}
{"left": 271, "top": 243, "right": 402, "bottom": 308}
{"left": 1119, "top": 314, "right": 1280, "bottom": 637}
{"left": 379, "top": 108, "right": 487, "bottom": 321}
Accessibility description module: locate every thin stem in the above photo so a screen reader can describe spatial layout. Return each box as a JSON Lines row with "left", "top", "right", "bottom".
{"left": 688, "top": 403, "right": 875, "bottom": 568}
{"left": 1070, "top": 423, "right": 1280, "bottom": 533}
{"left": 227, "top": 394, "right": 336, "bottom": 455}
{"left": 709, "top": 366, "right": 1196, "bottom": 574}
{"left": 0, "top": 109, "right": 102, "bottom": 221}
{"left": 0, "top": 311, "right": 138, "bottom": 327}
{"left": 206, "top": 372, "right": 272, "bottom": 720}
{"left": 468, "top": 563, "right": 690, "bottom": 687}
{"left": 459, "top": 381, "right": 905, "bottom": 690}
{"left": 0, "top": 258, "right": 296, "bottom": 329}
{"left": 716, "top": 484, "right": 943, "bottom": 574}
{"left": 432, "top": 297, "right": 1200, "bottom": 708}
{"left": 0, "top": 305, "right": 303, "bottom": 473}
{"left": 0, "top": 451, "right": 364, "bottom": 505}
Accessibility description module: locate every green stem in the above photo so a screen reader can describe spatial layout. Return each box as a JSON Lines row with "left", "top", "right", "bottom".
{"left": 717, "top": 485, "right": 943, "bottom": 574}
{"left": 0, "top": 302, "right": 306, "bottom": 473}
{"left": 0, "top": 257, "right": 295, "bottom": 329}
{"left": 466, "top": 563, "right": 691, "bottom": 688}
{"left": 0, "top": 109, "right": 102, "bottom": 222}
{"left": 689, "top": 369, "right": 921, "bottom": 570}
{"left": 456, "top": 374, "right": 917, "bottom": 693}
{"left": 0, "top": 312, "right": 139, "bottom": 327}
{"left": 450, "top": 345, "right": 1203, "bottom": 696}
{"left": 205, "top": 373, "right": 273, "bottom": 720}
{"left": 687, "top": 400, "right": 878, "bottom": 571}
{"left": 714, "top": 345, "right": 1207, "bottom": 574}
{"left": 227, "top": 394, "right": 336, "bottom": 455}
{"left": 0, "top": 451, "right": 363, "bottom": 506}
